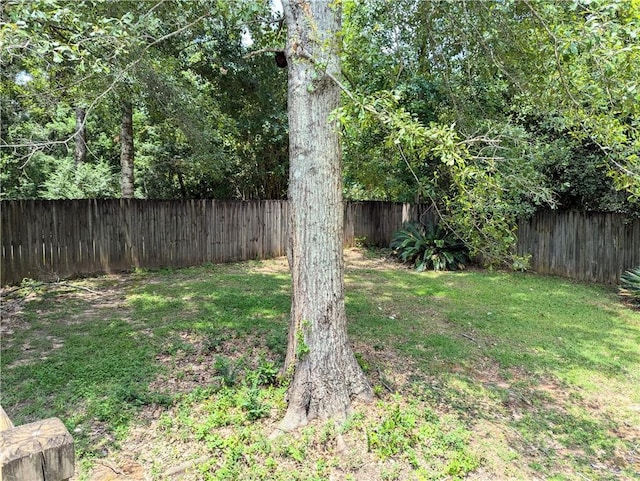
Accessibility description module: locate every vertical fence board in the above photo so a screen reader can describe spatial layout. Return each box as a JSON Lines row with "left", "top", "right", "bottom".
{"left": 24, "top": 202, "right": 35, "bottom": 279}
{"left": 2, "top": 202, "right": 18, "bottom": 283}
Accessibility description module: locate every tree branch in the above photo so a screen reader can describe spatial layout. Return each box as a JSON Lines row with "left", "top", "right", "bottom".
{"left": 243, "top": 47, "right": 284, "bottom": 59}
{"left": 1, "top": 8, "right": 210, "bottom": 155}
{"left": 522, "top": 0, "right": 582, "bottom": 109}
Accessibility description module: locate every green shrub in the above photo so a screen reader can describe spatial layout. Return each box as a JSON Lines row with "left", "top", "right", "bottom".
{"left": 41, "top": 156, "right": 119, "bottom": 199}
{"left": 620, "top": 266, "right": 640, "bottom": 303}
{"left": 390, "top": 222, "right": 469, "bottom": 271}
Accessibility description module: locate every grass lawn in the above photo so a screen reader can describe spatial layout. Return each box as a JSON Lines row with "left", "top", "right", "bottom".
{"left": 1, "top": 248, "right": 639, "bottom": 480}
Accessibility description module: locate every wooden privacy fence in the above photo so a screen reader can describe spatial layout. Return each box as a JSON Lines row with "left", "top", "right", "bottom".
{"left": 517, "top": 210, "right": 640, "bottom": 284}
{"left": 0, "top": 199, "right": 431, "bottom": 285}
{"left": 1, "top": 200, "right": 638, "bottom": 285}
{"left": 1, "top": 199, "right": 288, "bottom": 285}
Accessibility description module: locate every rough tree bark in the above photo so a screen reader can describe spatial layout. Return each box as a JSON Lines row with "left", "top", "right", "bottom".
{"left": 120, "top": 102, "right": 135, "bottom": 198}
{"left": 278, "top": 0, "right": 373, "bottom": 432}
{"left": 74, "top": 107, "right": 87, "bottom": 166}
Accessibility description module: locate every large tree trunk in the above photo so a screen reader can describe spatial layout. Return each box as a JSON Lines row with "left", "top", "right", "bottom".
{"left": 74, "top": 106, "right": 87, "bottom": 165}
{"left": 279, "top": 0, "right": 372, "bottom": 432}
{"left": 120, "top": 102, "right": 135, "bottom": 198}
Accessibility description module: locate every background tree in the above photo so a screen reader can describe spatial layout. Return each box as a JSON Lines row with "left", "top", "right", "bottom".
{"left": 120, "top": 101, "right": 135, "bottom": 198}
{"left": 1, "top": 0, "right": 146, "bottom": 199}
{"left": 74, "top": 106, "right": 87, "bottom": 165}
{"left": 1, "top": 0, "right": 280, "bottom": 200}
{"left": 337, "top": 0, "right": 639, "bottom": 267}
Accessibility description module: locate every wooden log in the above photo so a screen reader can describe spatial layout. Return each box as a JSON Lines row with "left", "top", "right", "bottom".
{"left": 0, "top": 417, "right": 74, "bottom": 481}
{"left": 0, "top": 406, "right": 14, "bottom": 432}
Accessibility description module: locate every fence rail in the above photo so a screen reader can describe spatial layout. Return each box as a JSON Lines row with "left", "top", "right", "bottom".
{"left": 1, "top": 200, "right": 638, "bottom": 285}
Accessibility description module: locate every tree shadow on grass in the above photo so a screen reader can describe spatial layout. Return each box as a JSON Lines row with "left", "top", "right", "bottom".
{"left": 344, "top": 267, "right": 640, "bottom": 480}
{"left": 0, "top": 270, "right": 291, "bottom": 457}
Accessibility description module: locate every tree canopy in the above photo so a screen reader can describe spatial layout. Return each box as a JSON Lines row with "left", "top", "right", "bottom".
{"left": 1, "top": 0, "right": 287, "bottom": 200}
{"left": 338, "top": 0, "right": 639, "bottom": 264}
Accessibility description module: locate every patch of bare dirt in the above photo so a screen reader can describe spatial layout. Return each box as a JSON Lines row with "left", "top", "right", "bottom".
{"left": 250, "top": 255, "right": 289, "bottom": 274}
{"left": 345, "top": 247, "right": 401, "bottom": 270}
{"left": 81, "top": 459, "right": 146, "bottom": 481}
{"left": 249, "top": 247, "right": 403, "bottom": 275}
{"left": 463, "top": 358, "right": 640, "bottom": 480}
{"left": 1, "top": 276, "right": 136, "bottom": 373}
{"left": 147, "top": 330, "right": 278, "bottom": 398}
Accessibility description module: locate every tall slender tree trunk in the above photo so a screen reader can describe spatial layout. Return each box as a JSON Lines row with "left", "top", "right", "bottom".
{"left": 120, "top": 102, "right": 135, "bottom": 198}
{"left": 74, "top": 107, "right": 87, "bottom": 165}
{"left": 279, "top": 0, "right": 372, "bottom": 432}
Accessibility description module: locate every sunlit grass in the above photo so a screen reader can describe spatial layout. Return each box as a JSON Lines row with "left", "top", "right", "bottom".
{"left": 1, "top": 251, "right": 638, "bottom": 480}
